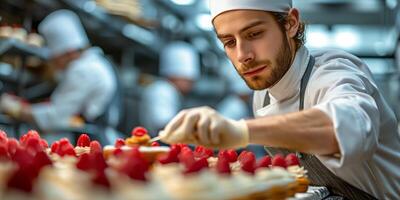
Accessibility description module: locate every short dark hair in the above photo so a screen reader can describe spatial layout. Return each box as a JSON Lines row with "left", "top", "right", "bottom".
{"left": 271, "top": 12, "right": 306, "bottom": 50}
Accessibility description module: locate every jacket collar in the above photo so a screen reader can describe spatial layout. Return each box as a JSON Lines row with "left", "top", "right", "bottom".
{"left": 267, "top": 46, "right": 310, "bottom": 102}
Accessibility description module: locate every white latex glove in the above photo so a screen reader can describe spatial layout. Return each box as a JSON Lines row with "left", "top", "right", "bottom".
{"left": 160, "top": 106, "right": 249, "bottom": 149}
{"left": 0, "top": 94, "right": 23, "bottom": 118}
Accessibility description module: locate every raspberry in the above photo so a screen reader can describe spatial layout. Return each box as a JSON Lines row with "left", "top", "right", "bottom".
{"left": 40, "top": 139, "right": 48, "bottom": 148}
{"left": 151, "top": 141, "right": 160, "bottom": 146}
{"left": 238, "top": 151, "right": 256, "bottom": 164}
{"left": 131, "top": 127, "right": 148, "bottom": 137}
{"left": 91, "top": 152, "right": 108, "bottom": 172}
{"left": 184, "top": 157, "right": 209, "bottom": 174}
{"left": 77, "top": 134, "right": 91, "bottom": 147}
{"left": 59, "top": 143, "right": 76, "bottom": 157}
{"left": 11, "top": 147, "right": 34, "bottom": 169}
{"left": 90, "top": 141, "right": 102, "bottom": 154}
{"left": 226, "top": 150, "right": 238, "bottom": 162}
{"left": 76, "top": 153, "right": 91, "bottom": 171}
{"left": 114, "top": 138, "right": 125, "bottom": 148}
{"left": 59, "top": 138, "right": 71, "bottom": 147}
{"left": 113, "top": 148, "right": 123, "bottom": 157}
{"left": 0, "top": 144, "right": 9, "bottom": 160}
{"left": 0, "top": 130, "right": 7, "bottom": 138}
{"left": 179, "top": 148, "right": 195, "bottom": 167}
{"left": 238, "top": 151, "right": 256, "bottom": 174}
{"left": 256, "top": 155, "right": 271, "bottom": 168}
{"left": 0, "top": 130, "right": 8, "bottom": 145}
{"left": 194, "top": 146, "right": 213, "bottom": 159}
{"left": 32, "top": 151, "right": 52, "bottom": 172}
{"left": 170, "top": 144, "right": 182, "bottom": 154}
{"left": 218, "top": 150, "right": 229, "bottom": 160}
{"left": 7, "top": 138, "right": 18, "bottom": 156}
{"left": 120, "top": 152, "right": 149, "bottom": 181}
{"left": 285, "top": 153, "right": 300, "bottom": 166}
{"left": 216, "top": 157, "right": 231, "bottom": 175}
{"left": 157, "top": 150, "right": 179, "bottom": 164}
{"left": 272, "top": 154, "right": 287, "bottom": 168}
{"left": 51, "top": 141, "right": 60, "bottom": 153}
{"left": 238, "top": 151, "right": 250, "bottom": 162}
{"left": 25, "top": 137, "right": 43, "bottom": 156}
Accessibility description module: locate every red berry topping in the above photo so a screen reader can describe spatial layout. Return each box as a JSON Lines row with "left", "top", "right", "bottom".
{"left": 51, "top": 141, "right": 60, "bottom": 153}
{"left": 216, "top": 157, "right": 231, "bottom": 175}
{"left": 238, "top": 151, "right": 256, "bottom": 174}
{"left": 256, "top": 155, "right": 271, "bottom": 168}
{"left": 226, "top": 150, "right": 238, "bottom": 162}
{"left": 76, "top": 153, "right": 91, "bottom": 171}
{"left": 151, "top": 141, "right": 160, "bottom": 146}
{"left": 114, "top": 138, "right": 125, "bottom": 148}
{"left": 113, "top": 148, "right": 123, "bottom": 157}
{"left": 77, "top": 134, "right": 91, "bottom": 147}
{"left": 131, "top": 127, "right": 148, "bottom": 137}
{"left": 119, "top": 150, "right": 149, "bottom": 181}
{"left": 40, "top": 139, "right": 48, "bottom": 148}
{"left": 272, "top": 154, "right": 287, "bottom": 168}
{"left": 285, "top": 153, "right": 300, "bottom": 166}
{"left": 194, "top": 146, "right": 213, "bottom": 159}
{"left": 25, "top": 137, "right": 43, "bottom": 155}
{"left": 0, "top": 130, "right": 8, "bottom": 145}
{"left": 0, "top": 144, "right": 9, "bottom": 159}
{"left": 157, "top": 149, "right": 179, "bottom": 164}
{"left": 7, "top": 138, "right": 19, "bottom": 156}
{"left": 184, "top": 157, "right": 209, "bottom": 174}
{"left": 90, "top": 141, "right": 102, "bottom": 154}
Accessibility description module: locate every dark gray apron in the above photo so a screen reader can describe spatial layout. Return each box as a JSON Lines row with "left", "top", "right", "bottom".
{"left": 262, "top": 56, "right": 377, "bottom": 200}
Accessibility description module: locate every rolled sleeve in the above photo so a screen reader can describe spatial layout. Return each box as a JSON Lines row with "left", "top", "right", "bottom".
{"left": 314, "top": 95, "right": 379, "bottom": 168}
{"left": 308, "top": 64, "right": 380, "bottom": 169}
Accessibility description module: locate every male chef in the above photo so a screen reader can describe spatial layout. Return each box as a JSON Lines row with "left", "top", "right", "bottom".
{"left": 160, "top": 0, "right": 400, "bottom": 199}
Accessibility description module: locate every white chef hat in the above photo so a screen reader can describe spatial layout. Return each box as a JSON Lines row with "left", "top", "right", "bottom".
{"left": 160, "top": 41, "right": 200, "bottom": 80}
{"left": 39, "top": 9, "right": 90, "bottom": 57}
{"left": 210, "top": 0, "right": 292, "bottom": 21}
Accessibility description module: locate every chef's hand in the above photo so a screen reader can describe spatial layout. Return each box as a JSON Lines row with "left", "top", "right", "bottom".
{"left": 0, "top": 94, "right": 23, "bottom": 119}
{"left": 160, "top": 106, "right": 249, "bottom": 149}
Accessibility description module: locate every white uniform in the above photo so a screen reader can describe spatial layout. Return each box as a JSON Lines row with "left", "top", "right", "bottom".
{"left": 31, "top": 47, "right": 116, "bottom": 130}
{"left": 140, "top": 79, "right": 182, "bottom": 135}
{"left": 253, "top": 46, "right": 400, "bottom": 199}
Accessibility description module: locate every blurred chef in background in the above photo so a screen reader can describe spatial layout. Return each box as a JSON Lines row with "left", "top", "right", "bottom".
{"left": 0, "top": 9, "right": 116, "bottom": 132}
{"left": 140, "top": 41, "right": 200, "bottom": 136}
{"left": 160, "top": 0, "right": 400, "bottom": 199}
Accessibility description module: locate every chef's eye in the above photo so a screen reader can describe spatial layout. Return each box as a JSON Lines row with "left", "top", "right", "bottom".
{"left": 224, "top": 39, "right": 236, "bottom": 48}
{"left": 248, "top": 31, "right": 263, "bottom": 39}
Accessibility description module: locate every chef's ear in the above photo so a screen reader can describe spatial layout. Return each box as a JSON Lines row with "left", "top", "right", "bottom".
{"left": 285, "top": 8, "right": 300, "bottom": 39}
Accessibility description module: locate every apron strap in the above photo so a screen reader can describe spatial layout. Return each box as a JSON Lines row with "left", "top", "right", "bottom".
{"left": 262, "top": 55, "right": 377, "bottom": 199}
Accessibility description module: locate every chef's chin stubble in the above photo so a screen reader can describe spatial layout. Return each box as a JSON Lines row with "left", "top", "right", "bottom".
{"left": 238, "top": 35, "right": 293, "bottom": 90}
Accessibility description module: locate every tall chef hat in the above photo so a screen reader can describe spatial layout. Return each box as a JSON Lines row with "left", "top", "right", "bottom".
{"left": 160, "top": 41, "right": 200, "bottom": 80}
{"left": 39, "top": 9, "right": 90, "bottom": 57}
{"left": 210, "top": 0, "right": 292, "bottom": 21}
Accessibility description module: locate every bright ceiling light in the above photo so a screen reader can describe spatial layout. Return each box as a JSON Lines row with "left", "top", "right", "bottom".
{"left": 305, "top": 26, "right": 330, "bottom": 49}
{"left": 195, "top": 13, "right": 213, "bottom": 31}
{"left": 307, "top": 31, "right": 330, "bottom": 48}
{"left": 334, "top": 30, "right": 360, "bottom": 49}
{"left": 170, "top": 0, "right": 196, "bottom": 6}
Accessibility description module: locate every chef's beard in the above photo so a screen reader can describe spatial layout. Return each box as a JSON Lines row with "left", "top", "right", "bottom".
{"left": 236, "top": 35, "right": 293, "bottom": 90}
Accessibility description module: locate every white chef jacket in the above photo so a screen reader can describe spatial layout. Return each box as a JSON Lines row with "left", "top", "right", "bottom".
{"left": 139, "top": 79, "right": 182, "bottom": 136}
{"left": 31, "top": 47, "right": 116, "bottom": 130}
{"left": 253, "top": 46, "right": 400, "bottom": 199}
